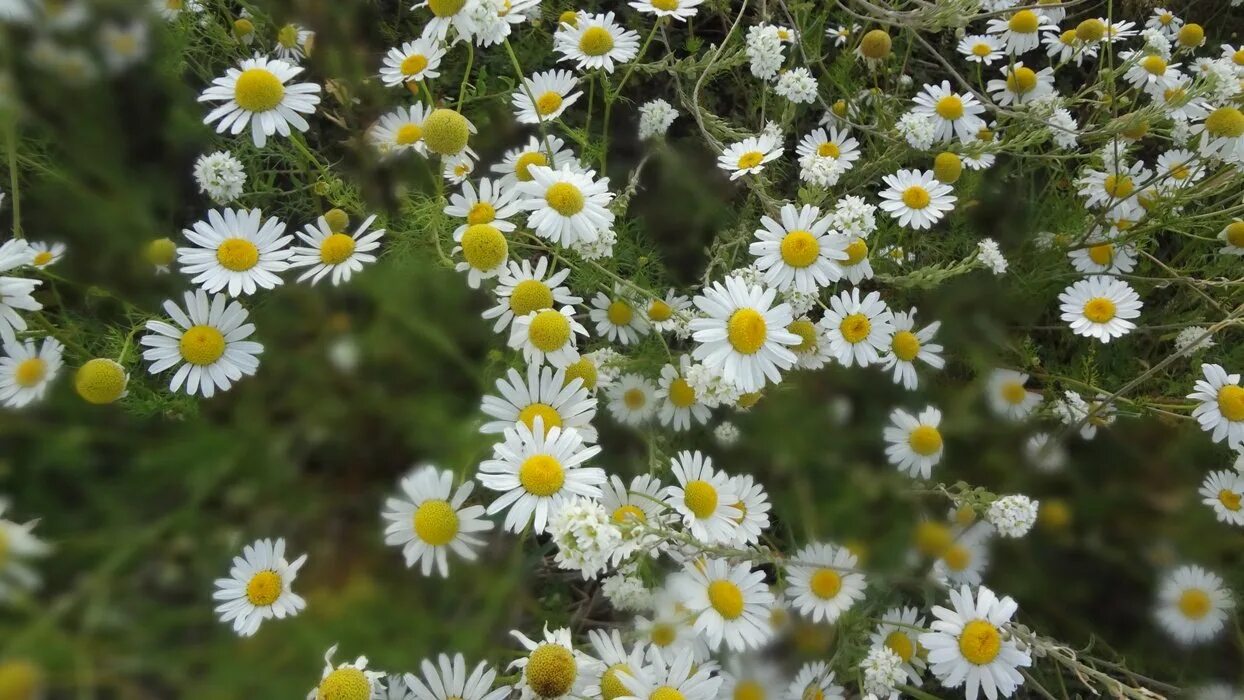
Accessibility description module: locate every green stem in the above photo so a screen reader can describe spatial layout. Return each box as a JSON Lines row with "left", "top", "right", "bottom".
{"left": 457, "top": 42, "right": 474, "bottom": 106}
{"left": 5, "top": 110, "right": 21, "bottom": 239}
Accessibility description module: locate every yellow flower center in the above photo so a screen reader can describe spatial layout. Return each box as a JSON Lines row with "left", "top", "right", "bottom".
{"left": 245, "top": 570, "right": 283, "bottom": 606}
{"left": 886, "top": 631, "right": 915, "bottom": 661}
{"left": 844, "top": 238, "right": 868, "bottom": 265}
{"left": 651, "top": 687, "right": 685, "bottom": 700}
{"left": 527, "top": 310, "right": 571, "bottom": 352}
{"left": 891, "top": 330, "right": 921, "bottom": 361}
{"left": 324, "top": 208, "right": 350, "bottom": 232}
{"left": 233, "top": 18, "right": 255, "bottom": 37}
{"left": 859, "top": 29, "right": 892, "bottom": 59}
{"left": 972, "top": 42, "right": 993, "bottom": 57}
{"left": 1140, "top": 55, "right": 1166, "bottom": 76}
{"left": 510, "top": 280, "right": 555, "bottom": 316}
{"left": 515, "top": 152, "right": 549, "bottom": 182}
{"left": 1177, "top": 588, "right": 1212, "bottom": 619}
{"left": 145, "top": 238, "right": 176, "bottom": 266}
{"left": 75, "top": 358, "right": 127, "bottom": 404}
{"left": 518, "top": 403, "right": 563, "bottom": 434}
{"left": 413, "top": 499, "right": 459, "bottom": 546}
{"left": 652, "top": 0, "right": 679, "bottom": 9}
{"left": 519, "top": 454, "right": 565, "bottom": 497}
{"left": 401, "top": 53, "right": 429, "bottom": 76}
{"left": 1163, "top": 87, "right": 1188, "bottom": 105}
{"left": 606, "top": 300, "right": 633, "bottom": 326}
{"left": 684, "top": 480, "right": 718, "bottom": 518}
{"left": 915, "top": 520, "right": 952, "bottom": 556}
{"left": 1226, "top": 222, "right": 1244, "bottom": 248}
{"left": 802, "top": 686, "right": 824, "bottom": 700}
{"left": 1169, "top": 163, "right": 1191, "bottom": 180}
{"left": 901, "top": 185, "right": 931, "bottom": 209}
{"left": 831, "top": 99, "right": 848, "bottom": 117}
{"left": 545, "top": 182, "right": 585, "bottom": 216}
{"left": 579, "top": 26, "right": 615, "bottom": 56}
{"left": 788, "top": 319, "right": 818, "bottom": 354}
{"left": 935, "top": 95, "right": 965, "bottom": 120}
{"left": 1217, "top": 489, "right": 1242, "bottom": 512}
{"left": 839, "top": 313, "right": 871, "bottom": 344}
{"left": 809, "top": 568, "right": 842, "bottom": 599}
{"left": 958, "top": 620, "right": 1002, "bottom": 665}
{"left": 956, "top": 506, "right": 977, "bottom": 526}
{"left": 422, "top": 108, "right": 471, "bottom": 156}
{"left": 650, "top": 623, "right": 676, "bottom": 647}
{"left": 32, "top": 251, "right": 53, "bottom": 266}
{"left": 648, "top": 299, "right": 673, "bottom": 322}
{"left": 934, "top": 152, "right": 962, "bottom": 184}
{"left": 1103, "top": 175, "right": 1134, "bottom": 199}
{"left": 1205, "top": 107, "right": 1244, "bottom": 139}
{"left": 563, "top": 357, "right": 597, "bottom": 391}
{"left": 1001, "top": 381, "right": 1028, "bottom": 405}
{"left": 707, "top": 579, "right": 745, "bottom": 619}
{"left": 600, "top": 664, "right": 633, "bottom": 700}
{"left": 428, "top": 0, "right": 466, "bottom": 17}
{"left": 460, "top": 224, "right": 507, "bottom": 271}
{"left": 817, "top": 141, "right": 840, "bottom": 158}
{"left": 620, "top": 387, "right": 644, "bottom": 409}
{"left": 179, "top": 325, "right": 226, "bottom": 366}
{"left": 320, "top": 233, "right": 356, "bottom": 265}
{"left": 1176, "top": 23, "right": 1203, "bottom": 49}
{"left": 317, "top": 668, "right": 370, "bottom": 700}
{"left": 1082, "top": 297, "right": 1117, "bottom": 323}
{"left": 1234, "top": 49, "right": 1244, "bottom": 66}
{"left": 943, "top": 543, "right": 971, "bottom": 571}
{"left": 1008, "top": 9, "right": 1038, "bottom": 33}
{"left": 396, "top": 123, "right": 424, "bottom": 145}
{"left": 13, "top": 359, "right": 46, "bottom": 388}
{"left": 233, "top": 68, "right": 285, "bottom": 113}
{"left": 737, "top": 391, "right": 762, "bottom": 408}
{"left": 1075, "top": 18, "right": 1105, "bottom": 42}
{"left": 536, "top": 91, "right": 564, "bottom": 116}
{"left": 736, "top": 151, "right": 765, "bottom": 170}
{"left": 612, "top": 505, "right": 647, "bottom": 526}
{"left": 908, "top": 425, "right": 943, "bottom": 456}
{"left": 1006, "top": 67, "right": 1038, "bottom": 94}
{"left": 525, "top": 644, "right": 577, "bottom": 699}
{"left": 727, "top": 308, "right": 768, "bottom": 354}
{"left": 1217, "top": 385, "right": 1244, "bottom": 422}
{"left": 1087, "top": 243, "right": 1114, "bottom": 265}
{"left": 780, "top": 230, "right": 820, "bottom": 268}
{"left": 216, "top": 237, "right": 260, "bottom": 271}
{"left": 668, "top": 378, "right": 697, "bottom": 408}
{"left": 733, "top": 680, "right": 765, "bottom": 700}
{"left": 278, "top": 24, "right": 300, "bottom": 48}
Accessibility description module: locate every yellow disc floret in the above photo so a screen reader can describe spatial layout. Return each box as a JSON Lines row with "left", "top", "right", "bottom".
{"left": 245, "top": 570, "right": 283, "bottom": 606}
{"left": 809, "top": 568, "right": 842, "bottom": 599}
{"left": 414, "top": 499, "right": 460, "bottom": 546}
{"left": 519, "top": 403, "right": 563, "bottom": 434}
{"left": 840, "top": 313, "right": 871, "bottom": 344}
{"left": 519, "top": 454, "right": 565, "bottom": 497}
{"left": 527, "top": 310, "right": 572, "bottom": 352}
{"left": 1008, "top": 9, "right": 1038, "bottom": 33}
{"left": 1177, "top": 588, "right": 1211, "bottom": 619}
{"left": 707, "top": 579, "right": 745, "bottom": 619}
{"left": 1204, "top": 107, "right": 1244, "bottom": 139}
{"left": 606, "top": 300, "right": 634, "bottom": 326}
{"left": 422, "top": 108, "right": 471, "bottom": 156}
{"left": 460, "top": 224, "right": 507, "bottom": 271}
{"left": 0, "top": 660, "right": 42, "bottom": 700}
{"left": 859, "top": 29, "right": 892, "bottom": 59}
{"left": 515, "top": 151, "right": 549, "bottom": 182}
{"left": 958, "top": 620, "right": 1002, "bottom": 665}
{"left": 323, "top": 208, "right": 350, "bottom": 233}
{"left": 885, "top": 631, "right": 914, "bottom": 662}
{"left": 145, "top": 237, "right": 176, "bottom": 267}
{"left": 788, "top": 319, "right": 818, "bottom": 354}
{"left": 525, "top": 644, "right": 577, "bottom": 698}
{"left": 648, "top": 299, "right": 673, "bottom": 322}
{"left": 902, "top": 186, "right": 931, "bottom": 209}
{"left": 536, "top": 91, "right": 564, "bottom": 116}
{"left": 736, "top": 151, "right": 764, "bottom": 170}
{"left": 934, "top": 152, "right": 962, "bottom": 184}
{"left": 908, "top": 425, "right": 943, "bottom": 455}
{"left": 1005, "top": 66, "right": 1038, "bottom": 94}
{"left": 233, "top": 68, "right": 285, "bottom": 113}
{"left": 74, "top": 358, "right": 127, "bottom": 405}
{"left": 780, "top": 230, "right": 820, "bottom": 268}
{"left": 599, "top": 664, "right": 632, "bottom": 700}
{"left": 684, "top": 480, "right": 718, "bottom": 518}
{"left": 180, "top": 325, "right": 226, "bottom": 366}
{"left": 1075, "top": 18, "right": 1105, "bottom": 43}
{"left": 13, "top": 359, "right": 45, "bottom": 388}
{"left": 317, "top": 668, "right": 371, "bottom": 700}
{"left": 727, "top": 308, "right": 768, "bottom": 354}
{"left": 668, "top": 378, "right": 696, "bottom": 408}
{"left": 935, "top": 95, "right": 964, "bottom": 120}
{"left": 320, "top": 233, "right": 356, "bottom": 265}
{"left": 401, "top": 53, "right": 429, "bottom": 76}
{"left": 216, "top": 238, "right": 260, "bottom": 271}
{"left": 891, "top": 330, "right": 921, "bottom": 361}
{"left": 1176, "top": 23, "right": 1204, "bottom": 49}
{"left": 545, "top": 182, "right": 586, "bottom": 216}
{"left": 428, "top": 0, "right": 467, "bottom": 17}
{"left": 579, "top": 26, "right": 615, "bottom": 56}
{"left": 510, "top": 280, "right": 555, "bottom": 316}
{"left": 1217, "top": 385, "right": 1244, "bottom": 422}
{"left": 563, "top": 356, "right": 598, "bottom": 391}
{"left": 1082, "top": 297, "right": 1116, "bottom": 323}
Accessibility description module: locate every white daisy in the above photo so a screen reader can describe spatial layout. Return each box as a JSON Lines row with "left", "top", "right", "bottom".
{"left": 869, "top": 607, "right": 928, "bottom": 686}
{"left": 1122, "top": 50, "right": 1184, "bottom": 91}
{"left": 510, "top": 625, "right": 595, "bottom": 700}
{"left": 554, "top": 12, "right": 640, "bottom": 74}
{"left": 513, "top": 69, "right": 582, "bottom": 124}
{"left": 985, "top": 9, "right": 1046, "bottom": 54}
{"left": 481, "top": 364, "right": 598, "bottom": 442}
{"left": 689, "top": 275, "right": 799, "bottom": 393}
{"left": 416, "top": 0, "right": 476, "bottom": 41}
{"left": 881, "top": 307, "right": 944, "bottom": 390}
{"left": 590, "top": 286, "right": 650, "bottom": 345}
{"left": 273, "top": 23, "right": 313, "bottom": 62}
{"left": 1200, "top": 469, "right": 1244, "bottom": 526}
{"left": 748, "top": 203, "right": 849, "bottom": 293}
{"left": 786, "top": 542, "right": 866, "bottom": 623}
{"left": 477, "top": 419, "right": 604, "bottom": 534}
{"left": 884, "top": 406, "right": 945, "bottom": 479}
{"left": 986, "top": 63, "right": 1055, "bottom": 106}
{"left": 787, "top": 662, "right": 844, "bottom": 700}
{"left": 199, "top": 55, "right": 320, "bottom": 148}
{"left": 678, "top": 557, "right": 775, "bottom": 652}
{"left": 453, "top": 221, "right": 509, "bottom": 288}
{"left": 786, "top": 316, "right": 834, "bottom": 370}
{"left": 985, "top": 369, "right": 1041, "bottom": 421}
{"left": 1067, "top": 236, "right": 1138, "bottom": 275}
{"left": 369, "top": 103, "right": 433, "bottom": 158}
{"left": 404, "top": 654, "right": 511, "bottom": 700}
{"left": 1189, "top": 363, "right": 1244, "bottom": 449}
{"left": 516, "top": 165, "right": 615, "bottom": 248}
{"left": 289, "top": 213, "right": 385, "bottom": 286}
{"left": 379, "top": 38, "right": 445, "bottom": 87}
{"left": 645, "top": 289, "right": 692, "bottom": 333}
{"left": 878, "top": 169, "right": 956, "bottom": 230}
{"left": 718, "top": 135, "right": 783, "bottom": 181}
{"left": 212, "top": 537, "right": 307, "bottom": 637}
{"left": 177, "top": 208, "right": 292, "bottom": 296}
{"left": 628, "top": 0, "right": 703, "bottom": 22}
{"left": 654, "top": 356, "right": 711, "bottom": 431}
{"left": 912, "top": 81, "right": 987, "bottom": 143}
{"left": 27, "top": 242, "right": 64, "bottom": 269}
{"left": 307, "top": 645, "right": 385, "bottom": 700}
{"left": 819, "top": 288, "right": 895, "bottom": 368}
{"left": 795, "top": 126, "right": 860, "bottom": 171}
{"left": 919, "top": 585, "right": 1032, "bottom": 700}
{"left": 509, "top": 306, "right": 589, "bottom": 369}
{"left": 958, "top": 34, "right": 1005, "bottom": 65}
{"left": 0, "top": 498, "right": 49, "bottom": 602}
{"left": 1076, "top": 160, "right": 1149, "bottom": 218}
{"left": 619, "top": 647, "right": 721, "bottom": 700}
{"left": 444, "top": 153, "right": 477, "bottom": 184}
{"left": 932, "top": 525, "right": 994, "bottom": 586}
{"left": 1058, "top": 275, "right": 1142, "bottom": 343}
{"left": 0, "top": 337, "right": 62, "bottom": 408}
{"left": 492, "top": 135, "right": 579, "bottom": 188}
{"left": 608, "top": 373, "right": 658, "bottom": 426}
{"left": 665, "top": 450, "right": 741, "bottom": 545}
{"left": 381, "top": 465, "right": 493, "bottom": 576}
{"left": 139, "top": 290, "right": 262, "bottom": 398}
{"left": 1155, "top": 565, "right": 1235, "bottom": 644}
{"left": 1192, "top": 106, "right": 1244, "bottom": 164}
{"left": 482, "top": 257, "right": 582, "bottom": 333}
{"left": 600, "top": 473, "right": 669, "bottom": 555}
{"left": 1154, "top": 148, "right": 1204, "bottom": 190}
{"left": 1219, "top": 220, "right": 1244, "bottom": 256}
{"left": 0, "top": 240, "right": 43, "bottom": 343}
{"left": 727, "top": 474, "right": 771, "bottom": 546}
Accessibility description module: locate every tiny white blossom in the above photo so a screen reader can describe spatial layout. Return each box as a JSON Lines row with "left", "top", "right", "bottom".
{"left": 639, "top": 99, "right": 678, "bottom": 139}
{"left": 977, "top": 238, "right": 1008, "bottom": 274}
{"left": 548, "top": 496, "right": 624, "bottom": 579}
{"left": 193, "top": 151, "right": 247, "bottom": 204}
{"left": 987, "top": 495, "right": 1039, "bottom": 537}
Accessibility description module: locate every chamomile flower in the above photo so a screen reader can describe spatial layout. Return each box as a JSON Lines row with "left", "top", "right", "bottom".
{"left": 1192, "top": 106, "right": 1244, "bottom": 164}
{"left": 444, "top": 154, "right": 477, "bottom": 185}
{"left": 958, "top": 34, "right": 1005, "bottom": 64}
{"left": 985, "top": 369, "right": 1041, "bottom": 420}
{"left": 608, "top": 373, "right": 658, "bottom": 426}
{"left": 749, "top": 203, "right": 849, "bottom": 293}
{"left": 882, "top": 308, "right": 944, "bottom": 390}
{"left": 655, "top": 356, "right": 711, "bottom": 431}
{"left": 878, "top": 169, "right": 956, "bottom": 230}
{"left": 1077, "top": 160, "right": 1149, "bottom": 217}
{"left": 0, "top": 337, "right": 62, "bottom": 409}
{"left": 1218, "top": 220, "right": 1244, "bottom": 255}
{"left": 1058, "top": 276, "right": 1142, "bottom": 343}
{"left": 689, "top": 275, "right": 799, "bottom": 393}
{"left": 787, "top": 662, "right": 844, "bottom": 700}
{"left": 417, "top": 0, "right": 476, "bottom": 41}
{"left": 477, "top": 418, "right": 604, "bottom": 534}
{"left": 665, "top": 450, "right": 741, "bottom": 545}
{"left": 481, "top": 364, "right": 598, "bottom": 442}
{"left": 718, "top": 658, "right": 783, "bottom": 700}
{"left": 492, "top": 135, "right": 579, "bottom": 188}
{"left": 884, "top": 406, "right": 945, "bottom": 479}
{"left": 453, "top": 222, "right": 508, "bottom": 288}
{"left": 618, "top": 646, "right": 722, "bottom": 700}
{"left": 379, "top": 38, "right": 444, "bottom": 87}
{"left": 869, "top": 607, "right": 929, "bottom": 685}
{"left": 1067, "top": 235, "right": 1138, "bottom": 275}
{"left": 382, "top": 465, "right": 491, "bottom": 577}
{"left": 510, "top": 306, "right": 589, "bottom": 369}
{"left": 796, "top": 127, "right": 860, "bottom": 171}
{"left": 516, "top": 165, "right": 615, "bottom": 248}
{"left": 212, "top": 537, "right": 307, "bottom": 637}
{"left": 273, "top": 23, "right": 313, "bottom": 62}
{"left": 308, "top": 646, "right": 385, "bottom": 700}
{"left": 583, "top": 628, "right": 646, "bottom": 700}
{"left": 369, "top": 104, "right": 433, "bottom": 157}
{"left": 1155, "top": 148, "right": 1204, "bottom": 189}
{"left": 1200, "top": 470, "right": 1244, "bottom": 526}
{"left": 514, "top": 70, "right": 582, "bottom": 124}
{"left": 679, "top": 557, "right": 775, "bottom": 652}
{"left": 600, "top": 473, "right": 669, "bottom": 551}
{"left": 1189, "top": 363, "right": 1244, "bottom": 449}
{"left": 1155, "top": 565, "right": 1234, "bottom": 644}
{"left": 140, "top": 290, "right": 262, "bottom": 398}
{"left": 718, "top": 134, "right": 783, "bottom": 180}
{"left": 0, "top": 499, "right": 49, "bottom": 601}
{"left": 154, "top": 0, "right": 203, "bottom": 20}
{"left": 786, "top": 542, "right": 866, "bottom": 623}
{"left": 554, "top": 12, "right": 640, "bottom": 74}
{"left": 483, "top": 258, "right": 582, "bottom": 333}
{"left": 177, "top": 208, "right": 292, "bottom": 296}
{"left": 289, "top": 214, "right": 385, "bottom": 286}
{"left": 511, "top": 626, "right": 595, "bottom": 700}
{"left": 99, "top": 20, "right": 148, "bottom": 73}
{"left": 820, "top": 288, "right": 895, "bottom": 368}
{"left": 913, "top": 81, "right": 987, "bottom": 143}
{"left": 646, "top": 289, "right": 692, "bottom": 334}
{"left": 404, "top": 654, "right": 512, "bottom": 700}
{"left": 985, "top": 9, "right": 1046, "bottom": 54}
{"left": 1042, "top": 27, "right": 1096, "bottom": 66}
{"left": 1122, "top": 51, "right": 1184, "bottom": 91}
{"left": 0, "top": 240, "right": 36, "bottom": 342}
{"left": 837, "top": 235, "right": 874, "bottom": 285}
{"left": 590, "top": 287, "right": 650, "bottom": 345}
{"left": 932, "top": 525, "right": 993, "bottom": 587}
{"left": 919, "top": 585, "right": 1031, "bottom": 700}
{"left": 199, "top": 55, "right": 320, "bottom": 148}
{"left": 629, "top": 0, "right": 703, "bottom": 22}
{"left": 986, "top": 63, "right": 1054, "bottom": 106}
{"left": 782, "top": 317, "right": 831, "bottom": 370}
{"left": 727, "top": 474, "right": 771, "bottom": 546}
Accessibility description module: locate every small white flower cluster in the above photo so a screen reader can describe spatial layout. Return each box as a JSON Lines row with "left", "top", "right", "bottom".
{"left": 745, "top": 23, "right": 785, "bottom": 80}
{"left": 638, "top": 98, "right": 678, "bottom": 139}
{"left": 977, "top": 238, "right": 1008, "bottom": 275}
{"left": 987, "top": 494, "right": 1039, "bottom": 538}
{"left": 193, "top": 151, "right": 247, "bottom": 204}
{"left": 548, "top": 496, "right": 624, "bottom": 579}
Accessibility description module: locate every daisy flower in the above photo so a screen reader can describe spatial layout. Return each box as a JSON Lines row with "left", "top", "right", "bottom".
{"left": 477, "top": 418, "right": 604, "bottom": 534}
{"left": 869, "top": 607, "right": 929, "bottom": 686}
{"left": 1155, "top": 148, "right": 1204, "bottom": 190}
{"left": 718, "top": 658, "right": 783, "bottom": 700}
{"left": 645, "top": 289, "right": 692, "bottom": 333}
{"left": 933, "top": 525, "right": 993, "bottom": 586}
{"left": 787, "top": 662, "right": 844, "bottom": 700}
{"left": 1155, "top": 565, "right": 1235, "bottom": 644}
{"left": 919, "top": 585, "right": 1031, "bottom": 700}
{"left": 1058, "top": 276, "right": 1142, "bottom": 343}
{"left": 655, "top": 356, "right": 711, "bottom": 431}
{"left": 882, "top": 307, "right": 944, "bottom": 390}
{"left": 511, "top": 626, "right": 595, "bottom": 700}
{"left": 417, "top": 0, "right": 476, "bottom": 41}
{"left": 1189, "top": 363, "right": 1244, "bottom": 449}
{"left": 590, "top": 287, "right": 650, "bottom": 345}
{"left": 878, "top": 169, "right": 956, "bottom": 230}
{"left": 404, "top": 654, "right": 511, "bottom": 700}
{"left": 608, "top": 373, "right": 658, "bottom": 426}
{"left": 600, "top": 473, "right": 669, "bottom": 553}
{"left": 718, "top": 134, "right": 783, "bottom": 180}
{"left": 379, "top": 38, "right": 445, "bottom": 87}
{"left": 0, "top": 498, "right": 49, "bottom": 601}
{"left": 154, "top": 0, "right": 203, "bottom": 20}
{"left": 912, "top": 81, "right": 987, "bottom": 143}
{"left": 1219, "top": 220, "right": 1244, "bottom": 255}
{"left": 787, "top": 317, "right": 834, "bottom": 370}
{"left": 0, "top": 337, "right": 62, "bottom": 408}
{"left": 1122, "top": 51, "right": 1183, "bottom": 91}
{"left": 679, "top": 557, "right": 774, "bottom": 652}
{"left": 633, "top": 594, "right": 709, "bottom": 660}
{"left": 368, "top": 104, "right": 433, "bottom": 157}
{"left": 1067, "top": 236, "right": 1138, "bottom": 275}
{"left": 554, "top": 12, "right": 640, "bottom": 73}
{"left": 689, "top": 275, "right": 799, "bottom": 393}
{"left": 453, "top": 222, "right": 508, "bottom": 288}
{"left": 583, "top": 629, "right": 646, "bottom": 700}
{"left": 884, "top": 406, "right": 945, "bottom": 479}
{"left": 748, "top": 203, "right": 849, "bottom": 293}
{"left": 786, "top": 542, "right": 866, "bottom": 624}
{"left": 382, "top": 465, "right": 493, "bottom": 576}
{"left": 1147, "top": 8, "right": 1183, "bottom": 38}
{"left": 27, "top": 242, "right": 63, "bottom": 269}
{"left": 0, "top": 240, "right": 40, "bottom": 343}
{"left": 177, "top": 208, "right": 292, "bottom": 296}
{"left": 492, "top": 135, "right": 579, "bottom": 188}
{"left": 629, "top": 0, "right": 702, "bottom": 22}
{"left": 445, "top": 179, "right": 518, "bottom": 239}
{"left": 665, "top": 450, "right": 741, "bottom": 545}
{"left": 274, "top": 23, "right": 313, "bottom": 62}
{"left": 986, "top": 63, "right": 1054, "bottom": 106}
{"left": 1200, "top": 470, "right": 1244, "bottom": 526}
{"left": 199, "top": 55, "right": 320, "bottom": 148}
{"left": 837, "top": 235, "right": 874, "bottom": 284}
{"left": 619, "top": 647, "right": 721, "bottom": 700}
{"left": 509, "top": 306, "right": 589, "bottom": 369}
{"left": 513, "top": 69, "right": 582, "bottom": 124}
{"left": 212, "top": 537, "right": 307, "bottom": 637}
{"left": 985, "top": 9, "right": 1046, "bottom": 54}
{"left": 482, "top": 258, "right": 581, "bottom": 333}
{"left": 289, "top": 213, "right": 385, "bottom": 286}
{"left": 958, "top": 34, "right": 1005, "bottom": 64}
{"left": 307, "top": 645, "right": 385, "bottom": 700}
{"left": 727, "top": 474, "right": 771, "bottom": 546}
{"left": 139, "top": 290, "right": 262, "bottom": 398}
{"left": 1042, "top": 27, "right": 1096, "bottom": 66}
{"left": 985, "top": 369, "right": 1041, "bottom": 420}
{"left": 1192, "top": 106, "right": 1244, "bottom": 164}
{"left": 516, "top": 165, "right": 615, "bottom": 248}
{"left": 819, "top": 288, "right": 895, "bottom": 368}
{"left": 481, "top": 364, "right": 598, "bottom": 442}
{"left": 1076, "top": 160, "right": 1149, "bottom": 217}
{"left": 795, "top": 127, "right": 861, "bottom": 171}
